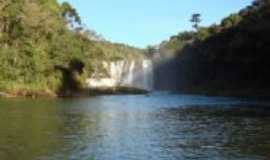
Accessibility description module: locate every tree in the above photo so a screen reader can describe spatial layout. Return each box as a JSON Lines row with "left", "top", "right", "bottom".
{"left": 190, "top": 13, "right": 201, "bottom": 30}
{"left": 220, "top": 14, "right": 242, "bottom": 29}
{"left": 0, "top": 0, "right": 144, "bottom": 96}
{"left": 60, "top": 2, "right": 81, "bottom": 27}
{"left": 145, "top": 46, "right": 158, "bottom": 58}
{"left": 158, "top": 0, "right": 270, "bottom": 94}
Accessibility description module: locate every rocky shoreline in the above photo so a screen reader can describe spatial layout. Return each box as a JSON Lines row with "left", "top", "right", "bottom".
{"left": 0, "top": 92, "right": 13, "bottom": 98}
{"left": 0, "top": 87, "right": 149, "bottom": 98}
{"left": 88, "top": 87, "right": 149, "bottom": 96}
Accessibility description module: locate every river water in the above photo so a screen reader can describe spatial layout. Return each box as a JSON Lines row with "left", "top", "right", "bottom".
{"left": 0, "top": 92, "right": 270, "bottom": 160}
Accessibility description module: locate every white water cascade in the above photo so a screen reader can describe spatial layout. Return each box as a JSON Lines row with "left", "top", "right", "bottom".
{"left": 86, "top": 59, "right": 154, "bottom": 91}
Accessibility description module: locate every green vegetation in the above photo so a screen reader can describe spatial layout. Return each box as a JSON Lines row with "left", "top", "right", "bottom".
{"left": 0, "top": 0, "right": 143, "bottom": 97}
{"left": 160, "top": 0, "right": 270, "bottom": 96}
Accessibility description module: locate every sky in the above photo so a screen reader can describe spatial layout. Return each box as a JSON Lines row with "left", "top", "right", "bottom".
{"left": 58, "top": 0, "right": 253, "bottom": 48}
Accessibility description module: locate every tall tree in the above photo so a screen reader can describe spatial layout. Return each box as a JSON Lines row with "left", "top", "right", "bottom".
{"left": 60, "top": 2, "right": 81, "bottom": 28}
{"left": 190, "top": 13, "right": 201, "bottom": 30}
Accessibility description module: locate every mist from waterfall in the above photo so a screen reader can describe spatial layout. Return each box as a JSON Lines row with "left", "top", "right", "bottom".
{"left": 153, "top": 57, "right": 183, "bottom": 91}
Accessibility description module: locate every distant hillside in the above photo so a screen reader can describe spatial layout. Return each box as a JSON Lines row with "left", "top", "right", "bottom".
{"left": 0, "top": 0, "right": 144, "bottom": 97}
{"left": 159, "top": 0, "right": 270, "bottom": 96}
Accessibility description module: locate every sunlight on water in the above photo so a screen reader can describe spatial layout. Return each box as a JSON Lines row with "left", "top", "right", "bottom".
{"left": 0, "top": 93, "right": 270, "bottom": 160}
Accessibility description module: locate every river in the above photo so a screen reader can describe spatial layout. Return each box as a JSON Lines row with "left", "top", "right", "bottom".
{"left": 0, "top": 92, "right": 270, "bottom": 160}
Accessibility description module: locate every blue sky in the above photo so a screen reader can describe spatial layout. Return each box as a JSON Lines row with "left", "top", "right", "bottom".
{"left": 58, "top": 0, "right": 253, "bottom": 48}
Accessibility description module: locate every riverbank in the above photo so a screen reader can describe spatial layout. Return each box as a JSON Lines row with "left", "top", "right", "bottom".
{"left": 0, "top": 90, "right": 57, "bottom": 98}
{"left": 88, "top": 87, "right": 149, "bottom": 96}
{"left": 0, "top": 92, "right": 14, "bottom": 98}
{"left": 2, "top": 84, "right": 269, "bottom": 99}
{"left": 0, "top": 87, "right": 149, "bottom": 98}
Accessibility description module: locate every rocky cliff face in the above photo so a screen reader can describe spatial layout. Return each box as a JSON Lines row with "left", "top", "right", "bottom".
{"left": 86, "top": 59, "right": 154, "bottom": 91}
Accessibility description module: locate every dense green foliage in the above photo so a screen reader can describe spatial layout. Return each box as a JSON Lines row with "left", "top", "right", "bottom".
{"left": 160, "top": 0, "right": 270, "bottom": 95}
{"left": 0, "top": 0, "right": 143, "bottom": 96}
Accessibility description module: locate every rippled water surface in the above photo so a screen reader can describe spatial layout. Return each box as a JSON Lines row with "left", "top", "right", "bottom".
{"left": 0, "top": 93, "right": 270, "bottom": 160}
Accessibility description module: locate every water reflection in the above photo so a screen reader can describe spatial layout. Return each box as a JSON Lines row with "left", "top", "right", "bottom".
{"left": 0, "top": 94, "right": 270, "bottom": 160}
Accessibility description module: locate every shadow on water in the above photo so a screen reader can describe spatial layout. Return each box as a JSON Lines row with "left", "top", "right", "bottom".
{"left": 167, "top": 104, "right": 270, "bottom": 118}
{"left": 159, "top": 104, "right": 270, "bottom": 158}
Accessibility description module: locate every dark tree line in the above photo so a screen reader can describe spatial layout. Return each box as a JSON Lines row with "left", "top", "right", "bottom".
{"left": 160, "top": 0, "right": 270, "bottom": 96}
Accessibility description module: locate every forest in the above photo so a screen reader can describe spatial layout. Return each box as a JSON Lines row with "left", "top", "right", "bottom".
{"left": 159, "top": 0, "right": 270, "bottom": 96}
{"left": 1, "top": 0, "right": 270, "bottom": 97}
{"left": 0, "top": 0, "right": 143, "bottom": 97}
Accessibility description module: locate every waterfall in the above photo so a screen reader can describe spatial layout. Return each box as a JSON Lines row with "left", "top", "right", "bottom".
{"left": 87, "top": 59, "right": 154, "bottom": 91}
{"left": 124, "top": 61, "right": 135, "bottom": 86}
{"left": 143, "top": 60, "right": 154, "bottom": 91}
